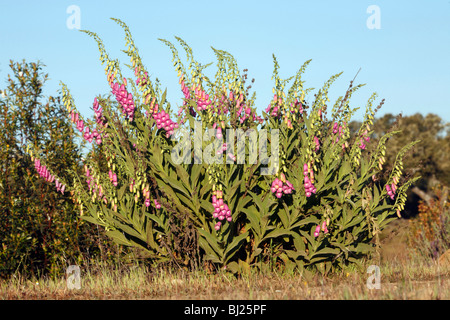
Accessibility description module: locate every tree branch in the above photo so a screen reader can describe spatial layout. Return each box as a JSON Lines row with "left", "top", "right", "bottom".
{"left": 411, "top": 186, "right": 432, "bottom": 206}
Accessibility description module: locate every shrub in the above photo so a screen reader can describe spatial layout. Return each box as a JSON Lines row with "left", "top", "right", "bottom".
{"left": 0, "top": 60, "right": 117, "bottom": 278}
{"left": 408, "top": 185, "right": 449, "bottom": 260}
{"left": 26, "top": 19, "right": 420, "bottom": 274}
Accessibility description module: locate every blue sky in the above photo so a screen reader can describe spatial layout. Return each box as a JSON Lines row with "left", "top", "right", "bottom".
{"left": 1, "top": 0, "right": 449, "bottom": 123}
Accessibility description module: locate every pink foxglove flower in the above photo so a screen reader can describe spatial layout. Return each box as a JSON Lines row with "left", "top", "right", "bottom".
{"left": 314, "top": 136, "right": 320, "bottom": 152}
{"left": 271, "top": 177, "right": 295, "bottom": 198}
{"left": 321, "top": 220, "right": 328, "bottom": 234}
{"left": 314, "top": 224, "right": 321, "bottom": 237}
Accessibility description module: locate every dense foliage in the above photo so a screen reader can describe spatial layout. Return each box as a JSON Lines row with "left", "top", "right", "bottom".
{"left": 0, "top": 60, "right": 117, "bottom": 278}
{"left": 25, "top": 19, "right": 420, "bottom": 274}
{"left": 350, "top": 113, "right": 450, "bottom": 217}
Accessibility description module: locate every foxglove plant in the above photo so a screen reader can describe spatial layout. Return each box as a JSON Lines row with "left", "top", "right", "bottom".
{"left": 26, "top": 18, "right": 420, "bottom": 274}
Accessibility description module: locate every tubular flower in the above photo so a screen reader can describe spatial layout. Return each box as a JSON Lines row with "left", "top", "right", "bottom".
{"left": 386, "top": 183, "right": 396, "bottom": 200}
{"left": 70, "top": 111, "right": 85, "bottom": 133}
{"left": 290, "top": 99, "right": 303, "bottom": 115}
{"left": 178, "top": 74, "right": 196, "bottom": 117}
{"left": 216, "top": 143, "right": 228, "bottom": 155}
{"left": 211, "top": 192, "right": 232, "bottom": 230}
{"left": 84, "top": 166, "right": 105, "bottom": 201}
{"left": 359, "top": 129, "right": 370, "bottom": 150}
{"left": 303, "top": 163, "right": 317, "bottom": 197}
{"left": 332, "top": 122, "right": 346, "bottom": 146}
{"left": 108, "top": 170, "right": 118, "bottom": 187}
{"left": 321, "top": 220, "right": 329, "bottom": 234}
{"left": 93, "top": 97, "right": 104, "bottom": 126}
{"left": 314, "top": 224, "right": 321, "bottom": 237}
{"left": 314, "top": 221, "right": 329, "bottom": 238}
{"left": 111, "top": 81, "right": 135, "bottom": 120}
{"left": 333, "top": 122, "right": 339, "bottom": 134}
{"left": 227, "top": 152, "right": 236, "bottom": 162}
{"left": 193, "top": 84, "right": 212, "bottom": 112}
{"left": 34, "top": 158, "right": 65, "bottom": 194}
{"left": 153, "top": 109, "right": 179, "bottom": 138}
{"left": 136, "top": 69, "right": 149, "bottom": 87}
{"left": 216, "top": 126, "right": 223, "bottom": 140}
{"left": 265, "top": 94, "right": 281, "bottom": 118}
{"left": 314, "top": 136, "right": 320, "bottom": 152}
{"left": 271, "top": 173, "right": 295, "bottom": 198}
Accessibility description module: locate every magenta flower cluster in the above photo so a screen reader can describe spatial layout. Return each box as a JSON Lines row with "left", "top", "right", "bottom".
{"left": 314, "top": 220, "right": 329, "bottom": 237}
{"left": 265, "top": 94, "right": 281, "bottom": 117}
{"left": 135, "top": 67, "right": 149, "bottom": 88}
{"left": 216, "top": 142, "right": 228, "bottom": 155}
{"left": 303, "top": 163, "right": 317, "bottom": 197}
{"left": 69, "top": 98, "right": 103, "bottom": 145}
{"left": 85, "top": 166, "right": 108, "bottom": 205}
{"left": 359, "top": 129, "right": 371, "bottom": 150}
{"left": 108, "top": 170, "right": 118, "bottom": 187}
{"left": 212, "top": 194, "right": 232, "bottom": 230}
{"left": 215, "top": 125, "right": 223, "bottom": 139}
{"left": 111, "top": 81, "right": 135, "bottom": 120}
{"left": 93, "top": 97, "right": 106, "bottom": 128}
{"left": 85, "top": 167, "right": 99, "bottom": 195}
{"left": 180, "top": 76, "right": 191, "bottom": 105}
{"left": 215, "top": 141, "right": 236, "bottom": 162}
{"left": 332, "top": 122, "right": 347, "bottom": 150}
{"left": 270, "top": 173, "right": 294, "bottom": 198}
{"left": 153, "top": 109, "right": 179, "bottom": 138}
{"left": 142, "top": 185, "right": 161, "bottom": 209}
{"left": 216, "top": 92, "right": 230, "bottom": 115}
{"left": 83, "top": 127, "right": 102, "bottom": 145}
{"left": 386, "top": 182, "right": 397, "bottom": 200}
{"left": 193, "top": 85, "right": 212, "bottom": 112}
{"left": 153, "top": 199, "right": 161, "bottom": 209}
{"left": 234, "top": 93, "right": 262, "bottom": 124}
{"left": 292, "top": 99, "right": 304, "bottom": 114}
{"left": 70, "top": 110, "right": 85, "bottom": 133}
{"left": 178, "top": 75, "right": 196, "bottom": 118}
{"left": 313, "top": 136, "right": 320, "bottom": 152}
{"left": 34, "top": 158, "right": 65, "bottom": 194}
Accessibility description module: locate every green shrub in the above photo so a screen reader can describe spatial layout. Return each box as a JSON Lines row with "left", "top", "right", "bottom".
{"left": 27, "top": 19, "right": 420, "bottom": 274}
{"left": 0, "top": 60, "right": 118, "bottom": 278}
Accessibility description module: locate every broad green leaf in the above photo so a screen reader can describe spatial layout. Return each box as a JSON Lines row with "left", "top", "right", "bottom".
{"left": 223, "top": 231, "right": 249, "bottom": 263}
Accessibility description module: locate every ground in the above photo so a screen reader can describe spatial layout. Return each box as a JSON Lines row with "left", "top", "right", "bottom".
{"left": 1, "top": 218, "right": 448, "bottom": 299}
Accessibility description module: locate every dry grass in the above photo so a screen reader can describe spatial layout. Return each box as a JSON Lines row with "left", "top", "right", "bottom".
{"left": 1, "top": 260, "right": 448, "bottom": 300}
{"left": 1, "top": 219, "right": 449, "bottom": 300}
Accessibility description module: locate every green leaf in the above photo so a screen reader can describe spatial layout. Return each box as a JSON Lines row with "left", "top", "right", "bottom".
{"left": 197, "top": 227, "right": 223, "bottom": 259}
{"left": 312, "top": 247, "right": 340, "bottom": 256}
{"left": 106, "top": 230, "right": 131, "bottom": 246}
{"left": 264, "top": 228, "right": 295, "bottom": 240}
{"left": 118, "top": 183, "right": 127, "bottom": 201}
{"left": 226, "top": 261, "right": 239, "bottom": 274}
{"left": 242, "top": 207, "right": 262, "bottom": 237}
{"left": 223, "top": 231, "right": 249, "bottom": 263}
{"left": 191, "top": 164, "right": 203, "bottom": 188}
{"left": 290, "top": 215, "right": 320, "bottom": 230}
{"left": 80, "top": 215, "right": 103, "bottom": 226}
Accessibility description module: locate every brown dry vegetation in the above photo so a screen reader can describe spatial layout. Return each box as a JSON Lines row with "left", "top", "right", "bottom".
{"left": 1, "top": 219, "right": 448, "bottom": 300}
